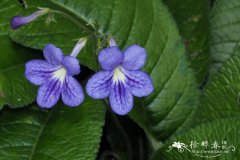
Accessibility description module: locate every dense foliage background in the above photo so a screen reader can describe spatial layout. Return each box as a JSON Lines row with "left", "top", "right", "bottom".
{"left": 0, "top": 0, "right": 239, "bottom": 159}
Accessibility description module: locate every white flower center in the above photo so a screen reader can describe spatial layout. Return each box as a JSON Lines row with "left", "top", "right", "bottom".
{"left": 52, "top": 67, "right": 67, "bottom": 83}
{"left": 113, "top": 66, "right": 126, "bottom": 84}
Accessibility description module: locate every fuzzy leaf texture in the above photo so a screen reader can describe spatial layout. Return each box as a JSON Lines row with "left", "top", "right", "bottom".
{"left": 163, "top": 0, "right": 210, "bottom": 82}
{"left": 0, "top": 97, "right": 106, "bottom": 160}
{"left": 210, "top": 0, "right": 240, "bottom": 73}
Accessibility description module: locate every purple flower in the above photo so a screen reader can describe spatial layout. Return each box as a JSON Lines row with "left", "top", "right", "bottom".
{"left": 86, "top": 38, "right": 154, "bottom": 115}
{"left": 25, "top": 38, "right": 87, "bottom": 108}
{"left": 10, "top": 8, "right": 49, "bottom": 30}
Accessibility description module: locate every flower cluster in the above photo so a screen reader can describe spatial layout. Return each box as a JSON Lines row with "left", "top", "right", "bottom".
{"left": 10, "top": 9, "right": 154, "bottom": 115}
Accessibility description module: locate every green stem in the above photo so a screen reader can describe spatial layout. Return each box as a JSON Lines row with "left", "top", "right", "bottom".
{"left": 103, "top": 100, "right": 133, "bottom": 160}
{"left": 92, "top": 23, "right": 101, "bottom": 71}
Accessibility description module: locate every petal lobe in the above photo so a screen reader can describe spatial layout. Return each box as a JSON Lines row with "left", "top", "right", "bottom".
{"left": 61, "top": 76, "right": 84, "bottom": 106}
{"left": 25, "top": 60, "right": 58, "bottom": 85}
{"left": 86, "top": 71, "right": 112, "bottom": 99}
{"left": 125, "top": 71, "right": 154, "bottom": 97}
{"left": 98, "top": 47, "right": 123, "bottom": 70}
{"left": 37, "top": 79, "right": 62, "bottom": 108}
{"left": 123, "top": 45, "right": 146, "bottom": 70}
{"left": 109, "top": 83, "right": 133, "bottom": 115}
{"left": 62, "top": 56, "right": 80, "bottom": 76}
{"left": 43, "top": 44, "right": 64, "bottom": 65}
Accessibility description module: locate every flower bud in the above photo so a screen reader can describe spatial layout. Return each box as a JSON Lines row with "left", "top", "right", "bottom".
{"left": 109, "top": 37, "right": 117, "bottom": 47}
{"left": 70, "top": 38, "right": 88, "bottom": 57}
{"left": 10, "top": 8, "right": 50, "bottom": 30}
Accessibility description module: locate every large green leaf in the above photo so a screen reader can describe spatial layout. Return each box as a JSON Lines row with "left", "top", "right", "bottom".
{"left": 0, "top": 97, "right": 106, "bottom": 160}
{"left": 210, "top": 0, "right": 240, "bottom": 73}
{"left": 10, "top": 0, "right": 199, "bottom": 141}
{"left": 163, "top": 0, "right": 210, "bottom": 82}
{"left": 0, "top": 1, "right": 40, "bottom": 108}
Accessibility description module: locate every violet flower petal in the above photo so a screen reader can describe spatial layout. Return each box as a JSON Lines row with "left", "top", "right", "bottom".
{"left": 25, "top": 60, "right": 59, "bottom": 85}
{"left": 43, "top": 44, "right": 64, "bottom": 65}
{"left": 125, "top": 70, "right": 154, "bottom": 97}
{"left": 37, "top": 78, "right": 62, "bottom": 108}
{"left": 109, "top": 83, "right": 133, "bottom": 115}
{"left": 61, "top": 56, "right": 80, "bottom": 76}
{"left": 86, "top": 71, "right": 112, "bottom": 99}
{"left": 61, "top": 76, "right": 84, "bottom": 106}
{"left": 123, "top": 45, "right": 146, "bottom": 70}
{"left": 98, "top": 47, "right": 123, "bottom": 70}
